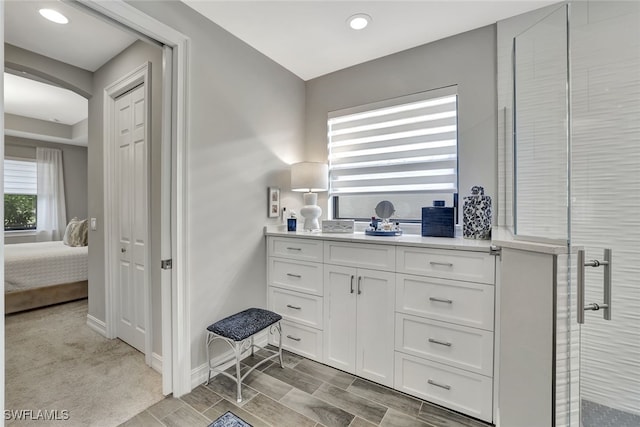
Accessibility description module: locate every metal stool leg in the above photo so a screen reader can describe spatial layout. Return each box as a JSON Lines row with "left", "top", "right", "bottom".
{"left": 277, "top": 322, "right": 284, "bottom": 368}
{"left": 205, "top": 333, "right": 213, "bottom": 385}
{"left": 235, "top": 341, "right": 243, "bottom": 402}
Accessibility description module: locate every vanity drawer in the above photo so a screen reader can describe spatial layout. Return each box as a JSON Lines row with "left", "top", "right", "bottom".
{"left": 268, "top": 237, "right": 323, "bottom": 262}
{"left": 269, "top": 258, "right": 323, "bottom": 296}
{"left": 395, "top": 314, "right": 493, "bottom": 376}
{"left": 324, "top": 241, "right": 396, "bottom": 271}
{"left": 270, "top": 320, "right": 323, "bottom": 361}
{"left": 394, "top": 352, "right": 493, "bottom": 423}
{"left": 396, "top": 274, "right": 494, "bottom": 331}
{"left": 268, "top": 287, "right": 323, "bottom": 329}
{"left": 396, "top": 247, "right": 495, "bottom": 284}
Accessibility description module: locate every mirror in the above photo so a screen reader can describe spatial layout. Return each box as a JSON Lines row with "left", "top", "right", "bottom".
{"left": 375, "top": 200, "right": 395, "bottom": 220}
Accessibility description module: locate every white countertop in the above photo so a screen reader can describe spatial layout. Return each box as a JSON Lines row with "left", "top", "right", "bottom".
{"left": 264, "top": 225, "right": 494, "bottom": 252}
{"left": 265, "top": 225, "right": 571, "bottom": 255}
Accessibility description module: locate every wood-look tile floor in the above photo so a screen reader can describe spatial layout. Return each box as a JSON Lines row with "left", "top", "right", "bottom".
{"left": 120, "top": 347, "right": 491, "bottom": 427}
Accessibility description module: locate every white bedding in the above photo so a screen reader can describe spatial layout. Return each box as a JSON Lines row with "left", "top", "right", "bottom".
{"left": 4, "top": 241, "right": 88, "bottom": 292}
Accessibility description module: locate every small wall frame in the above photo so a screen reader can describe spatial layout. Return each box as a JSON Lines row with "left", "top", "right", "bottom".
{"left": 268, "top": 187, "right": 280, "bottom": 218}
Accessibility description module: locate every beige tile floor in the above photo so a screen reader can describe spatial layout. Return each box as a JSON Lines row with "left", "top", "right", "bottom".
{"left": 121, "top": 347, "right": 491, "bottom": 427}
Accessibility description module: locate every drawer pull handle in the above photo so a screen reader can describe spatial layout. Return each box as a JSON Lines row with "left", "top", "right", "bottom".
{"left": 428, "top": 379, "right": 451, "bottom": 390}
{"left": 430, "top": 261, "right": 453, "bottom": 267}
{"left": 357, "top": 276, "right": 362, "bottom": 295}
{"left": 428, "top": 338, "right": 452, "bottom": 347}
{"left": 429, "top": 297, "right": 453, "bottom": 304}
{"left": 286, "top": 335, "right": 301, "bottom": 342}
{"left": 286, "top": 273, "right": 302, "bottom": 278}
{"left": 350, "top": 275, "right": 355, "bottom": 294}
{"left": 286, "top": 247, "right": 302, "bottom": 251}
{"left": 286, "top": 304, "right": 301, "bottom": 310}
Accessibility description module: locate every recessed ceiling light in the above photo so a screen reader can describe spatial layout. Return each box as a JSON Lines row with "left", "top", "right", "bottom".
{"left": 347, "top": 13, "right": 371, "bottom": 31}
{"left": 39, "top": 9, "right": 69, "bottom": 25}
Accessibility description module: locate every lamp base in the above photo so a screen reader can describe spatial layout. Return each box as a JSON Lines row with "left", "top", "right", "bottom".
{"left": 300, "top": 192, "right": 321, "bottom": 231}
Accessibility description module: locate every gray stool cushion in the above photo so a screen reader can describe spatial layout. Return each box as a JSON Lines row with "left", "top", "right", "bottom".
{"left": 207, "top": 308, "right": 282, "bottom": 341}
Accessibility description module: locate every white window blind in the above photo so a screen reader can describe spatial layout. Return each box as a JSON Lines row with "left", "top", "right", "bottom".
{"left": 328, "top": 88, "right": 458, "bottom": 197}
{"left": 4, "top": 159, "right": 37, "bottom": 195}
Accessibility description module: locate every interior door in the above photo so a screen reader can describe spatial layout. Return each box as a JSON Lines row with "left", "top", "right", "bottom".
{"left": 115, "top": 83, "right": 149, "bottom": 353}
{"left": 570, "top": 2, "right": 640, "bottom": 426}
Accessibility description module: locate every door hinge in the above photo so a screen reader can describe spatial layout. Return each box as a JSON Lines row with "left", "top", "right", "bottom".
{"left": 490, "top": 245, "right": 502, "bottom": 257}
{"left": 161, "top": 259, "right": 173, "bottom": 270}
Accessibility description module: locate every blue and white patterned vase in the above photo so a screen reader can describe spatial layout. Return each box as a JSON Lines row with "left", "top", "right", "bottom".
{"left": 463, "top": 186, "right": 492, "bottom": 239}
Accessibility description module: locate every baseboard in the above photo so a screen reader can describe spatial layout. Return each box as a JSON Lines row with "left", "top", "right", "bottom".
{"left": 151, "top": 352, "right": 163, "bottom": 374}
{"left": 191, "top": 329, "right": 269, "bottom": 389}
{"left": 86, "top": 314, "right": 107, "bottom": 337}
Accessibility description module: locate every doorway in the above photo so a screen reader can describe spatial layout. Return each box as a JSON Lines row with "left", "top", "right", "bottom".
{"left": 2, "top": 0, "right": 191, "bottom": 401}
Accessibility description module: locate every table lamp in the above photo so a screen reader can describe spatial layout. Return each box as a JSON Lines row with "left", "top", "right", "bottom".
{"left": 291, "top": 162, "right": 328, "bottom": 231}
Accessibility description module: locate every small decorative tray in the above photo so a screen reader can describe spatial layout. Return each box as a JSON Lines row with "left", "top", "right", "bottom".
{"left": 365, "top": 230, "right": 403, "bottom": 236}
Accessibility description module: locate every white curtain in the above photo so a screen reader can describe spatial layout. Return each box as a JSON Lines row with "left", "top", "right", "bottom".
{"left": 36, "top": 148, "right": 67, "bottom": 241}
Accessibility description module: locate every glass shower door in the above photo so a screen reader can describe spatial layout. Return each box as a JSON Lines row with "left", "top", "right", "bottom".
{"left": 570, "top": 2, "right": 640, "bottom": 426}
{"left": 514, "top": 2, "right": 640, "bottom": 426}
{"left": 513, "top": 6, "right": 573, "bottom": 426}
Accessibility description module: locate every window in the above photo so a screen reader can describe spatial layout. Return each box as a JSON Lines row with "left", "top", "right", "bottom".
{"left": 4, "top": 158, "right": 37, "bottom": 231}
{"left": 328, "top": 87, "right": 458, "bottom": 221}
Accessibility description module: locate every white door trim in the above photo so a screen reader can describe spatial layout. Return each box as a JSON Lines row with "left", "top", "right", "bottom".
{"left": 103, "top": 62, "right": 152, "bottom": 364}
{"left": 85, "top": 0, "right": 191, "bottom": 398}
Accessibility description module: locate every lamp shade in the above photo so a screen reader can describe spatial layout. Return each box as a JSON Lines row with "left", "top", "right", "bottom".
{"left": 291, "top": 162, "right": 328, "bottom": 192}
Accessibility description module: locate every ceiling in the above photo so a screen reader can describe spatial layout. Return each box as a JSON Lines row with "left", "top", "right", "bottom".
{"left": 4, "top": 73, "right": 87, "bottom": 126}
{"left": 181, "top": 0, "right": 558, "bottom": 81}
{"left": 3, "top": 0, "right": 557, "bottom": 146}
{"left": 5, "top": 1, "right": 136, "bottom": 72}
{"left": 4, "top": 0, "right": 136, "bottom": 146}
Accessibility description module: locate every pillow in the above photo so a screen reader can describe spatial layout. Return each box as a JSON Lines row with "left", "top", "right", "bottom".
{"left": 63, "top": 218, "right": 88, "bottom": 247}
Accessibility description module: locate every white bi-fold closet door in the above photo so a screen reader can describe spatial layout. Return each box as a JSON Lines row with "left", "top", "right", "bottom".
{"left": 115, "top": 83, "right": 149, "bottom": 353}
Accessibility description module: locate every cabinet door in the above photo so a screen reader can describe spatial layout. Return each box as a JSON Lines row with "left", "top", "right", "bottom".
{"left": 356, "top": 269, "right": 396, "bottom": 387}
{"left": 323, "top": 264, "right": 357, "bottom": 373}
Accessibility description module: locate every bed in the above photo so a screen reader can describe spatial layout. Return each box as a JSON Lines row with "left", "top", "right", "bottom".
{"left": 5, "top": 241, "right": 88, "bottom": 314}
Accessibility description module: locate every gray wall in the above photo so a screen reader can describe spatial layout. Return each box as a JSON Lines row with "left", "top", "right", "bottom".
{"left": 128, "top": 0, "right": 306, "bottom": 370}
{"left": 88, "top": 40, "right": 164, "bottom": 357}
{"left": 305, "top": 25, "right": 498, "bottom": 223}
{"left": 4, "top": 135, "right": 88, "bottom": 244}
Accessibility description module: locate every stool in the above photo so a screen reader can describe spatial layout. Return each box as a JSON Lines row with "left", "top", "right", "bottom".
{"left": 205, "top": 307, "right": 284, "bottom": 402}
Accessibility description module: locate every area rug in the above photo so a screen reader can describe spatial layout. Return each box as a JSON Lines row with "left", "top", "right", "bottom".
{"left": 209, "top": 411, "right": 252, "bottom": 427}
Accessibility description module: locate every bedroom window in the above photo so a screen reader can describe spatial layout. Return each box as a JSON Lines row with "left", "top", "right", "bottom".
{"left": 4, "top": 158, "right": 37, "bottom": 231}
{"left": 328, "top": 86, "right": 458, "bottom": 221}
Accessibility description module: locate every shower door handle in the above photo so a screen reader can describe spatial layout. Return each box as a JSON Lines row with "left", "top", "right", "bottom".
{"left": 577, "top": 248, "right": 612, "bottom": 324}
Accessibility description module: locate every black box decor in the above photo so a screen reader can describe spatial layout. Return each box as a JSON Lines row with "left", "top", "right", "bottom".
{"left": 422, "top": 206, "right": 455, "bottom": 238}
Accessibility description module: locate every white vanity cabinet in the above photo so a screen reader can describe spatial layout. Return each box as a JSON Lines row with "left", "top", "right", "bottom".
{"left": 267, "top": 237, "right": 324, "bottom": 360}
{"left": 266, "top": 231, "right": 496, "bottom": 424}
{"left": 394, "top": 246, "right": 496, "bottom": 422}
{"left": 324, "top": 262, "right": 396, "bottom": 387}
